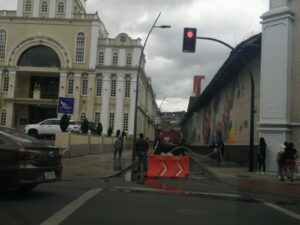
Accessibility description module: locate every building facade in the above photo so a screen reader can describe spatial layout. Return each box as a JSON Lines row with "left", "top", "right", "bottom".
{"left": 183, "top": 0, "right": 300, "bottom": 173}
{"left": 0, "top": 0, "right": 157, "bottom": 139}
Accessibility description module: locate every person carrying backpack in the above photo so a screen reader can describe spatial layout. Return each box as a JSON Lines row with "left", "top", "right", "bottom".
{"left": 113, "top": 136, "right": 123, "bottom": 159}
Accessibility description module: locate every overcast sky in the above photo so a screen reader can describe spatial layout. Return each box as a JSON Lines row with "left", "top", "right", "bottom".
{"left": 1, "top": 0, "right": 269, "bottom": 112}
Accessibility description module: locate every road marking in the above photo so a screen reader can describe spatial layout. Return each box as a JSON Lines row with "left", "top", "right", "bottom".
{"left": 264, "top": 202, "right": 300, "bottom": 221}
{"left": 40, "top": 188, "right": 102, "bottom": 225}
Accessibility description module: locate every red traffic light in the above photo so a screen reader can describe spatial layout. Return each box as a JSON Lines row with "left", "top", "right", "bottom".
{"left": 187, "top": 31, "right": 194, "bottom": 39}
{"left": 183, "top": 27, "right": 197, "bottom": 53}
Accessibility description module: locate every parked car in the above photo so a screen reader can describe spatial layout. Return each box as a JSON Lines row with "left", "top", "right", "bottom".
{"left": 0, "top": 127, "right": 63, "bottom": 191}
{"left": 25, "top": 118, "right": 80, "bottom": 137}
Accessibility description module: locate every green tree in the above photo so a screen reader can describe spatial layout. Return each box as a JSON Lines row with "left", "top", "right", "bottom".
{"left": 96, "top": 122, "right": 103, "bottom": 136}
{"left": 60, "top": 114, "right": 69, "bottom": 132}
{"left": 81, "top": 118, "right": 89, "bottom": 134}
{"left": 107, "top": 126, "right": 113, "bottom": 137}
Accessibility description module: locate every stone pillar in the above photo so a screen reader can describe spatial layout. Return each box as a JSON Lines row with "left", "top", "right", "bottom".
{"left": 49, "top": 0, "right": 56, "bottom": 18}
{"left": 101, "top": 73, "right": 110, "bottom": 135}
{"left": 87, "top": 73, "right": 96, "bottom": 120}
{"left": 128, "top": 74, "right": 137, "bottom": 136}
{"left": 32, "top": 0, "right": 40, "bottom": 17}
{"left": 17, "top": 0, "right": 24, "bottom": 17}
{"left": 65, "top": 0, "right": 74, "bottom": 19}
{"left": 73, "top": 73, "right": 81, "bottom": 120}
{"left": 115, "top": 74, "right": 124, "bottom": 132}
{"left": 59, "top": 72, "right": 67, "bottom": 97}
{"left": 259, "top": 0, "right": 295, "bottom": 172}
{"left": 8, "top": 71, "right": 16, "bottom": 98}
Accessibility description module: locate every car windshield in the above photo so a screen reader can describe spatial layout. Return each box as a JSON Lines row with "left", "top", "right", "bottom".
{"left": 0, "top": 127, "right": 42, "bottom": 144}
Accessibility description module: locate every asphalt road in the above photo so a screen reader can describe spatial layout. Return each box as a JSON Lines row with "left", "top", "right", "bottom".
{"left": 0, "top": 164, "right": 299, "bottom": 225}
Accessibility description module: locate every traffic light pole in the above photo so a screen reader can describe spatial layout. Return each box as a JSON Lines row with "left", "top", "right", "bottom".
{"left": 197, "top": 36, "right": 255, "bottom": 172}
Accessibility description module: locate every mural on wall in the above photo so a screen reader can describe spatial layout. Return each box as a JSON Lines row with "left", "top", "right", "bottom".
{"left": 202, "top": 78, "right": 243, "bottom": 144}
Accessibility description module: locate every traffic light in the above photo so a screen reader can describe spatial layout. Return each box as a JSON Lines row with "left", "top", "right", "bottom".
{"left": 183, "top": 27, "right": 197, "bottom": 53}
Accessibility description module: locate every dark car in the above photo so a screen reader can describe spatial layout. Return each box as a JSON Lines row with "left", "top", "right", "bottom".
{"left": 0, "top": 127, "right": 63, "bottom": 191}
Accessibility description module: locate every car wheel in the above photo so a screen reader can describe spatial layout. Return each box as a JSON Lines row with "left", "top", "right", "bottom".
{"left": 28, "top": 129, "right": 38, "bottom": 138}
{"left": 18, "top": 184, "right": 38, "bottom": 192}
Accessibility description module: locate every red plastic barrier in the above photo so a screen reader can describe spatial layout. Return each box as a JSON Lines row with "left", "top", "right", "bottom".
{"left": 146, "top": 155, "right": 189, "bottom": 178}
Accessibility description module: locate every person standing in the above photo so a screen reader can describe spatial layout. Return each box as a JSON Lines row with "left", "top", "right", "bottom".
{"left": 135, "top": 133, "right": 149, "bottom": 172}
{"left": 282, "top": 142, "right": 297, "bottom": 182}
{"left": 258, "top": 137, "right": 267, "bottom": 175}
{"left": 277, "top": 144, "right": 286, "bottom": 180}
{"left": 113, "top": 136, "right": 123, "bottom": 160}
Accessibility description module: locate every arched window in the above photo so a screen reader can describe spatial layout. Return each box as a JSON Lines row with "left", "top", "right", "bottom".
{"left": 1, "top": 109, "right": 6, "bottom": 126}
{"left": 110, "top": 74, "right": 116, "bottom": 97}
{"left": 80, "top": 112, "right": 86, "bottom": 122}
{"left": 41, "top": 1, "right": 48, "bottom": 13}
{"left": 112, "top": 52, "right": 118, "bottom": 65}
{"left": 81, "top": 75, "right": 88, "bottom": 96}
{"left": 67, "top": 74, "right": 74, "bottom": 95}
{"left": 24, "top": 0, "right": 32, "bottom": 12}
{"left": 0, "top": 29, "right": 6, "bottom": 59}
{"left": 75, "top": 32, "right": 85, "bottom": 62}
{"left": 57, "top": 1, "right": 65, "bottom": 13}
{"left": 2, "top": 71, "right": 9, "bottom": 93}
{"left": 124, "top": 75, "right": 131, "bottom": 98}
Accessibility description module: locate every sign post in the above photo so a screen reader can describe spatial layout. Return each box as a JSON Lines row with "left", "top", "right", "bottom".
{"left": 57, "top": 97, "right": 74, "bottom": 115}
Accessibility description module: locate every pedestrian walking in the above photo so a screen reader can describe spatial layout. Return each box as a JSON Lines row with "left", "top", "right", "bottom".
{"left": 257, "top": 137, "right": 267, "bottom": 175}
{"left": 113, "top": 136, "right": 123, "bottom": 159}
{"left": 135, "top": 133, "right": 149, "bottom": 172}
{"left": 277, "top": 143, "right": 285, "bottom": 180}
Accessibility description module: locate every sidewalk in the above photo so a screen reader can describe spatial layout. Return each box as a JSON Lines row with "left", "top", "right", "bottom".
{"left": 62, "top": 149, "right": 132, "bottom": 181}
{"left": 188, "top": 152, "right": 300, "bottom": 198}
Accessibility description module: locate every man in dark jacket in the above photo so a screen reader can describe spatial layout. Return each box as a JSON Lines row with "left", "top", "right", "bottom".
{"left": 135, "top": 133, "right": 149, "bottom": 172}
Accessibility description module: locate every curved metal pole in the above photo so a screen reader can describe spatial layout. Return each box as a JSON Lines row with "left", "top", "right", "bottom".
{"left": 198, "top": 36, "right": 255, "bottom": 172}
{"left": 131, "top": 12, "right": 162, "bottom": 175}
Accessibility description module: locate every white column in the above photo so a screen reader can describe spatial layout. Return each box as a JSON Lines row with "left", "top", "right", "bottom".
{"left": 73, "top": 73, "right": 81, "bottom": 120}
{"left": 59, "top": 72, "right": 67, "bottom": 97}
{"left": 8, "top": 71, "right": 16, "bottom": 98}
{"left": 115, "top": 74, "right": 124, "bottom": 132}
{"left": 105, "top": 48, "right": 112, "bottom": 66}
{"left": 17, "top": 0, "right": 24, "bottom": 17}
{"left": 32, "top": 0, "right": 40, "bottom": 17}
{"left": 101, "top": 73, "right": 110, "bottom": 135}
{"left": 87, "top": 73, "right": 96, "bottom": 120}
{"left": 259, "top": 0, "right": 294, "bottom": 172}
{"left": 49, "top": 0, "right": 56, "bottom": 18}
{"left": 65, "top": 0, "right": 73, "bottom": 19}
{"left": 89, "top": 21, "right": 100, "bottom": 69}
{"left": 128, "top": 74, "right": 137, "bottom": 136}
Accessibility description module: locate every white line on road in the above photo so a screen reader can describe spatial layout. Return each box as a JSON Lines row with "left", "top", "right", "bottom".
{"left": 40, "top": 188, "right": 102, "bottom": 225}
{"left": 264, "top": 202, "right": 300, "bottom": 221}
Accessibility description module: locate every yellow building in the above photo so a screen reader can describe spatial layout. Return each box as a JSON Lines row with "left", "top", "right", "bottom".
{"left": 0, "top": 0, "right": 157, "bottom": 139}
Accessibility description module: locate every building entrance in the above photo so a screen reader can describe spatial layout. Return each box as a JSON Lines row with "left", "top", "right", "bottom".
{"left": 28, "top": 106, "right": 57, "bottom": 124}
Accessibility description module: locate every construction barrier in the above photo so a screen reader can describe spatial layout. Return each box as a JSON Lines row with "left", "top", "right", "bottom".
{"left": 147, "top": 155, "right": 190, "bottom": 178}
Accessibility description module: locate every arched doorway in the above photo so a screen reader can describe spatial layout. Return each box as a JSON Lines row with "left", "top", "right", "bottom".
{"left": 16, "top": 45, "right": 61, "bottom": 124}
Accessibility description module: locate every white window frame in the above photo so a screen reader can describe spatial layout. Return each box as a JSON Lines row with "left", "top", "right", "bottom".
{"left": 67, "top": 75, "right": 74, "bottom": 95}
{"left": 80, "top": 112, "right": 86, "bottom": 122}
{"left": 98, "top": 51, "right": 104, "bottom": 65}
{"left": 112, "top": 52, "right": 118, "bottom": 65}
{"left": 124, "top": 77, "right": 131, "bottom": 98}
{"left": 40, "top": 1, "right": 48, "bottom": 13}
{"left": 123, "top": 113, "right": 129, "bottom": 132}
{"left": 110, "top": 76, "right": 116, "bottom": 97}
{"left": 95, "top": 112, "right": 101, "bottom": 123}
{"left": 81, "top": 76, "right": 88, "bottom": 96}
{"left": 96, "top": 76, "right": 102, "bottom": 96}
{"left": 24, "top": 0, "right": 32, "bottom": 12}
{"left": 126, "top": 53, "right": 132, "bottom": 66}
{"left": 75, "top": 32, "right": 85, "bottom": 62}
{"left": 109, "top": 112, "right": 115, "bottom": 130}
{"left": 2, "top": 71, "right": 9, "bottom": 93}
{"left": 57, "top": 1, "right": 65, "bottom": 13}
{"left": 1, "top": 109, "right": 6, "bottom": 126}
{"left": 0, "top": 29, "right": 6, "bottom": 60}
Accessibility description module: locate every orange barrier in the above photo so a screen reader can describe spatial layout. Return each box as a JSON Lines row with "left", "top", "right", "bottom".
{"left": 146, "top": 155, "right": 190, "bottom": 178}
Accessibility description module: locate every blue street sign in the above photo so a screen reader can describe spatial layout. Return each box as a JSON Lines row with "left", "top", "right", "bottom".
{"left": 57, "top": 97, "right": 74, "bottom": 114}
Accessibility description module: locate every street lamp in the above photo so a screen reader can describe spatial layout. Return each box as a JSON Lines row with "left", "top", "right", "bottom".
{"left": 197, "top": 36, "right": 255, "bottom": 172}
{"left": 131, "top": 12, "right": 171, "bottom": 177}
